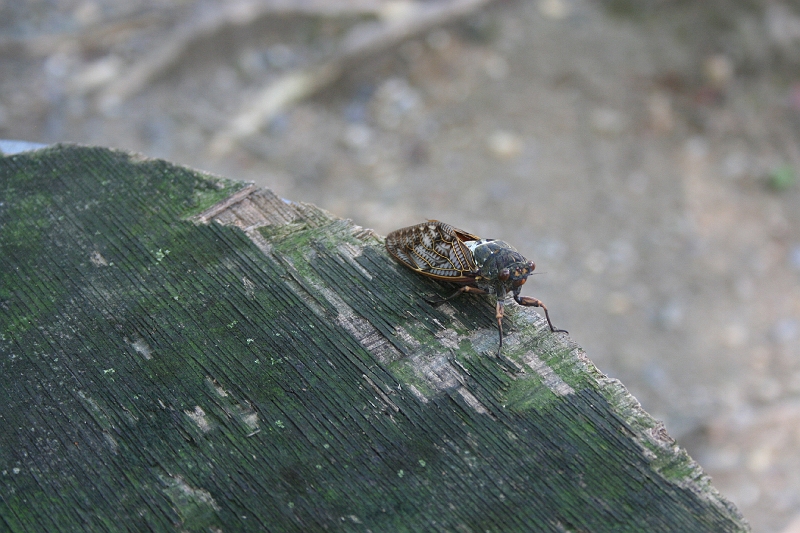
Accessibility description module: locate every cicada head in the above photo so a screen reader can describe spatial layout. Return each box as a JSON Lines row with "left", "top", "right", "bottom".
{"left": 508, "top": 260, "right": 535, "bottom": 289}
{"left": 495, "top": 260, "right": 535, "bottom": 299}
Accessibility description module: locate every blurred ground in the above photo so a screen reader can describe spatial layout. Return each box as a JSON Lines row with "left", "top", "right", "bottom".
{"left": 2, "top": 0, "right": 800, "bottom": 531}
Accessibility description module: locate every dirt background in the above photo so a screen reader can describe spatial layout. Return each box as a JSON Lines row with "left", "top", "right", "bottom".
{"left": 2, "top": 0, "right": 800, "bottom": 530}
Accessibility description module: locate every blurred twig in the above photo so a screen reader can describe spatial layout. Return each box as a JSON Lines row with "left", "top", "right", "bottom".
{"left": 0, "top": 11, "right": 170, "bottom": 56}
{"left": 96, "top": 0, "right": 389, "bottom": 112}
{"left": 208, "top": 0, "right": 495, "bottom": 156}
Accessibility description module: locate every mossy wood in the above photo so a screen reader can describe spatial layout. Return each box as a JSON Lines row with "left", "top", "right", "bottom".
{"left": 0, "top": 145, "right": 747, "bottom": 532}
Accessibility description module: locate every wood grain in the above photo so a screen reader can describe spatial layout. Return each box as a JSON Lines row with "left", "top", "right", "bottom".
{"left": 0, "top": 145, "right": 748, "bottom": 531}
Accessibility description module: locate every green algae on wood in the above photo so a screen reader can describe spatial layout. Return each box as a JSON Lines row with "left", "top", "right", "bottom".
{"left": 0, "top": 145, "right": 748, "bottom": 532}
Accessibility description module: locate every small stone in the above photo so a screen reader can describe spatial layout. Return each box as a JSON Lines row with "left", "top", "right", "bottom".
{"left": 379, "top": 1, "right": 416, "bottom": 23}
{"left": 486, "top": 130, "right": 523, "bottom": 160}
{"left": 746, "top": 444, "right": 773, "bottom": 473}
{"left": 372, "top": 78, "right": 421, "bottom": 130}
{"left": 538, "top": 0, "right": 571, "bottom": 19}
{"left": 74, "top": 1, "right": 101, "bottom": 26}
{"left": 704, "top": 54, "right": 734, "bottom": 88}
{"left": 342, "top": 123, "right": 372, "bottom": 150}
{"left": 69, "top": 55, "right": 122, "bottom": 93}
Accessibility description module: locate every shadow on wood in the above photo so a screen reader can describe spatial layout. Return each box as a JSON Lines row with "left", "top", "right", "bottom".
{"left": 0, "top": 145, "right": 748, "bottom": 531}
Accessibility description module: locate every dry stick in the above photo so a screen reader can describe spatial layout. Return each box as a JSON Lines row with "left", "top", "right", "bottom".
{"left": 208, "top": 0, "right": 495, "bottom": 156}
{"left": 0, "top": 11, "right": 167, "bottom": 56}
{"left": 96, "top": 0, "right": 387, "bottom": 112}
{"left": 0, "top": 1, "right": 377, "bottom": 58}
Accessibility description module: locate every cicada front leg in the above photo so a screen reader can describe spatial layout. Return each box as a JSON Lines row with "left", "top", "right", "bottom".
{"left": 514, "top": 294, "right": 568, "bottom": 334}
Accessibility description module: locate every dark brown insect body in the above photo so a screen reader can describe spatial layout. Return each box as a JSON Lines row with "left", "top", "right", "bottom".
{"left": 385, "top": 220, "right": 567, "bottom": 356}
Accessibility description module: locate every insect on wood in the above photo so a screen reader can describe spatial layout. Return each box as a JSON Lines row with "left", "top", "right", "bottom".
{"left": 385, "top": 220, "right": 567, "bottom": 356}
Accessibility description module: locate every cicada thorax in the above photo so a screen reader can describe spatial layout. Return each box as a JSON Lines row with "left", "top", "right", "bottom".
{"left": 463, "top": 239, "right": 535, "bottom": 297}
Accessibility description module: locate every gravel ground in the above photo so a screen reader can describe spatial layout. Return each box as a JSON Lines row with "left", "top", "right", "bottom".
{"left": 3, "top": 1, "right": 800, "bottom": 531}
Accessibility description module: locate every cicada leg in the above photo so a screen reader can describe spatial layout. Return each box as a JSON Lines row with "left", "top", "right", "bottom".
{"left": 495, "top": 298, "right": 505, "bottom": 357}
{"left": 425, "top": 285, "right": 487, "bottom": 306}
{"left": 514, "top": 295, "right": 568, "bottom": 334}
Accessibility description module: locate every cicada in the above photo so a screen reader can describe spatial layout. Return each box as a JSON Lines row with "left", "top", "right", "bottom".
{"left": 385, "top": 220, "right": 566, "bottom": 356}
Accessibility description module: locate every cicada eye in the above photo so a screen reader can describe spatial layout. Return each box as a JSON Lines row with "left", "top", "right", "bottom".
{"left": 499, "top": 268, "right": 510, "bottom": 282}
{"left": 528, "top": 261, "right": 536, "bottom": 272}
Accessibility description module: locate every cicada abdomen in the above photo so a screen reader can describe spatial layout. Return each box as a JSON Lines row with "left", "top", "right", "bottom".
{"left": 385, "top": 220, "right": 566, "bottom": 356}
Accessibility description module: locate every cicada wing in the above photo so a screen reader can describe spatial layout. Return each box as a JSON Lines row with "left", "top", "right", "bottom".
{"left": 385, "top": 220, "right": 479, "bottom": 282}
{"left": 451, "top": 227, "right": 480, "bottom": 242}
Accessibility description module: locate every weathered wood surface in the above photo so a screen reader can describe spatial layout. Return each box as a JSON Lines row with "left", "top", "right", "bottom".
{"left": 0, "top": 145, "right": 748, "bottom": 532}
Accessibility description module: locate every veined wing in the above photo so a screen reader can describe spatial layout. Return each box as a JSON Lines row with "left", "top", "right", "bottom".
{"left": 385, "top": 220, "right": 479, "bottom": 282}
